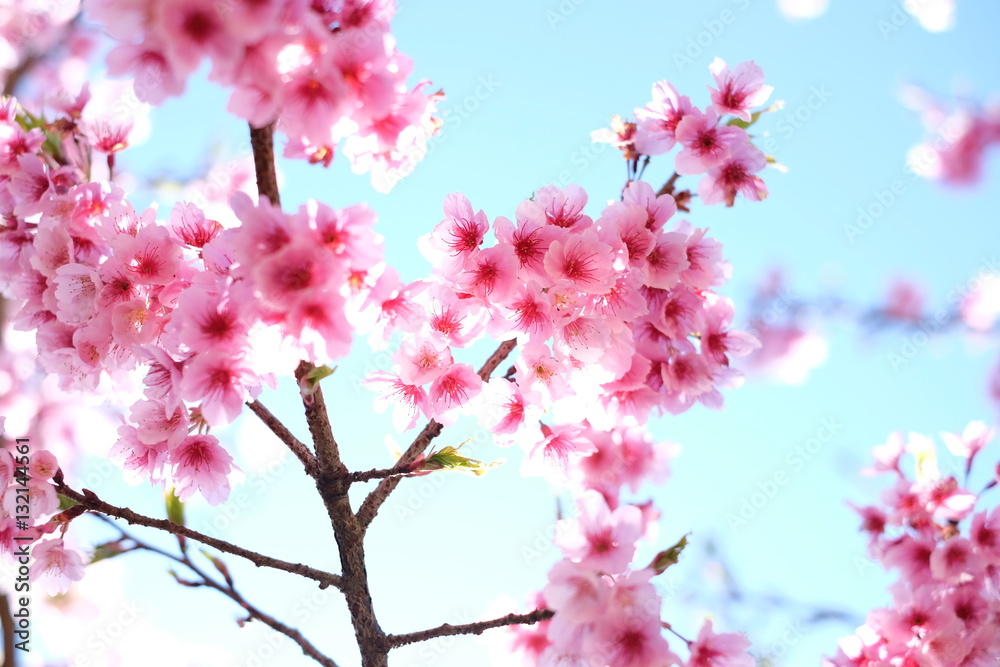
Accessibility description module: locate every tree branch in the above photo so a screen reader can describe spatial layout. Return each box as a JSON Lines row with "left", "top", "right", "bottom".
{"left": 198, "top": 568, "right": 341, "bottom": 667}
{"left": 246, "top": 400, "right": 318, "bottom": 478}
{"left": 476, "top": 338, "right": 517, "bottom": 381}
{"left": 0, "top": 594, "right": 14, "bottom": 667}
{"left": 54, "top": 478, "right": 343, "bottom": 590}
{"left": 2, "top": 53, "right": 39, "bottom": 98}
{"left": 353, "top": 418, "right": 440, "bottom": 529}
{"left": 356, "top": 339, "right": 517, "bottom": 529}
{"left": 385, "top": 609, "right": 554, "bottom": 649}
{"left": 348, "top": 463, "right": 423, "bottom": 484}
{"left": 109, "top": 522, "right": 340, "bottom": 667}
{"left": 294, "top": 361, "right": 346, "bottom": 479}
{"left": 656, "top": 172, "right": 680, "bottom": 197}
{"left": 249, "top": 122, "right": 281, "bottom": 207}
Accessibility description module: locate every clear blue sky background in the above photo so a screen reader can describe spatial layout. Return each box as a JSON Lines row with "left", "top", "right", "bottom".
{"left": 45, "top": 1, "right": 1000, "bottom": 665}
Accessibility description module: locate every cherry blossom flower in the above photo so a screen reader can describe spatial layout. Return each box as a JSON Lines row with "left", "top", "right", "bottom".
{"left": 635, "top": 81, "right": 694, "bottom": 156}
{"left": 698, "top": 141, "right": 769, "bottom": 207}
{"left": 687, "top": 619, "right": 755, "bottom": 667}
{"left": 419, "top": 193, "right": 489, "bottom": 273}
{"left": 543, "top": 559, "right": 611, "bottom": 624}
{"left": 674, "top": 108, "right": 743, "bottom": 175}
{"left": 707, "top": 58, "right": 773, "bottom": 123}
{"left": 543, "top": 231, "right": 615, "bottom": 295}
{"left": 31, "top": 539, "right": 85, "bottom": 596}
{"left": 170, "top": 434, "right": 235, "bottom": 505}
{"left": 427, "top": 363, "right": 483, "bottom": 422}
{"left": 555, "top": 491, "right": 643, "bottom": 575}
{"left": 179, "top": 350, "right": 257, "bottom": 426}
{"left": 111, "top": 425, "right": 170, "bottom": 484}
{"left": 363, "top": 370, "right": 429, "bottom": 432}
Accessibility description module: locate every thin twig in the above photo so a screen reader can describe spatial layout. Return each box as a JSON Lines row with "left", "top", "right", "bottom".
{"left": 354, "top": 420, "right": 440, "bottom": 530}
{"left": 356, "top": 339, "right": 517, "bottom": 529}
{"left": 656, "top": 171, "right": 680, "bottom": 197}
{"left": 348, "top": 463, "right": 423, "bottom": 484}
{"left": 109, "top": 522, "right": 340, "bottom": 667}
{"left": 196, "top": 567, "right": 340, "bottom": 667}
{"left": 246, "top": 400, "right": 318, "bottom": 477}
{"left": 386, "top": 609, "right": 553, "bottom": 649}
{"left": 54, "top": 478, "right": 343, "bottom": 590}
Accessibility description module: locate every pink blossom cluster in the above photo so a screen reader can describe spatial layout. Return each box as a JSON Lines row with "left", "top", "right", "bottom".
{"left": 85, "top": 0, "right": 442, "bottom": 191}
{"left": 0, "top": 432, "right": 83, "bottom": 595}
{"left": 906, "top": 89, "right": 1000, "bottom": 186}
{"left": 0, "top": 394, "right": 85, "bottom": 596}
{"left": 492, "top": 404, "right": 750, "bottom": 664}
{"left": 593, "top": 58, "right": 773, "bottom": 207}
{"left": 507, "top": 490, "right": 754, "bottom": 666}
{"left": 740, "top": 269, "right": 827, "bottom": 386}
{"left": 362, "top": 183, "right": 759, "bottom": 460}
{"left": 1, "top": 1, "right": 104, "bottom": 122}
{"left": 1, "top": 1, "right": 82, "bottom": 85}
{"left": 827, "top": 422, "right": 1000, "bottom": 667}
{"left": 1, "top": 97, "right": 388, "bottom": 504}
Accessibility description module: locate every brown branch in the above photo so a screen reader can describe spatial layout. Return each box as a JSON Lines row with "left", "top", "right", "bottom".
{"left": 246, "top": 400, "right": 318, "bottom": 477}
{"left": 476, "top": 338, "right": 517, "bottom": 381}
{"left": 54, "top": 479, "right": 343, "bottom": 590}
{"left": 111, "top": 523, "right": 340, "bottom": 667}
{"left": 249, "top": 122, "right": 281, "bottom": 207}
{"left": 385, "top": 609, "right": 554, "bottom": 649}
{"left": 199, "top": 571, "right": 341, "bottom": 667}
{"left": 2, "top": 55, "right": 37, "bottom": 98}
{"left": 294, "top": 361, "right": 346, "bottom": 479}
{"left": 356, "top": 338, "right": 517, "bottom": 529}
{"left": 0, "top": 594, "right": 14, "bottom": 667}
{"left": 656, "top": 171, "right": 680, "bottom": 197}
{"left": 355, "top": 418, "right": 442, "bottom": 530}
{"left": 348, "top": 462, "right": 423, "bottom": 484}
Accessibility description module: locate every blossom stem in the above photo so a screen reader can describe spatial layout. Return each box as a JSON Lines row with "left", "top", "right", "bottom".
{"left": 54, "top": 476, "right": 343, "bottom": 590}
{"left": 246, "top": 400, "right": 319, "bottom": 477}
{"left": 385, "top": 609, "right": 554, "bottom": 649}
{"left": 662, "top": 621, "right": 692, "bottom": 645}
{"left": 355, "top": 338, "right": 517, "bottom": 530}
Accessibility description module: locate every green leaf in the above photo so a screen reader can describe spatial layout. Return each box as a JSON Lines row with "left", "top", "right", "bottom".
{"left": 300, "top": 364, "right": 337, "bottom": 397}
{"left": 421, "top": 445, "right": 502, "bottom": 477}
{"left": 725, "top": 102, "right": 783, "bottom": 130}
{"left": 89, "top": 540, "right": 127, "bottom": 565}
{"left": 648, "top": 533, "right": 690, "bottom": 575}
{"left": 165, "top": 488, "right": 185, "bottom": 527}
{"left": 57, "top": 494, "right": 81, "bottom": 511}
{"left": 306, "top": 364, "right": 336, "bottom": 385}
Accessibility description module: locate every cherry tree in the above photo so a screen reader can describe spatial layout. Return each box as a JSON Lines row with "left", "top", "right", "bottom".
{"left": 0, "top": 1, "right": 998, "bottom": 667}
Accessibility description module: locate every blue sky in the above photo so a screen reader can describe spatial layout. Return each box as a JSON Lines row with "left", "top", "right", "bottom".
{"left": 44, "top": 1, "right": 1000, "bottom": 665}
